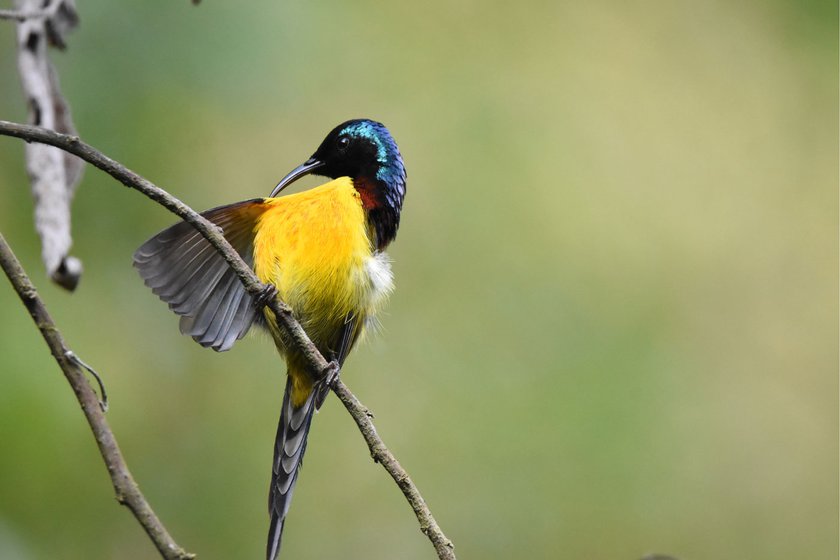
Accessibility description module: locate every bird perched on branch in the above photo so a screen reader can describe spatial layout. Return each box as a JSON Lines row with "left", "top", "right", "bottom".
{"left": 132, "top": 119, "right": 406, "bottom": 560}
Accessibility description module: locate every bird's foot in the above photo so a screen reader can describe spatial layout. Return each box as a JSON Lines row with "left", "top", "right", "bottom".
{"left": 255, "top": 283, "right": 278, "bottom": 308}
{"left": 323, "top": 360, "right": 341, "bottom": 388}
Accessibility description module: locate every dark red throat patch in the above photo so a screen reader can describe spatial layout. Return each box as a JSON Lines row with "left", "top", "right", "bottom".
{"left": 353, "top": 176, "right": 402, "bottom": 251}
{"left": 352, "top": 178, "right": 380, "bottom": 211}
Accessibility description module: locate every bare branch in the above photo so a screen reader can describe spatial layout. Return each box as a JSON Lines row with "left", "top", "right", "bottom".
{"left": 0, "top": 120, "right": 456, "bottom": 559}
{"left": 332, "top": 382, "right": 456, "bottom": 558}
{"left": 0, "top": 233, "right": 195, "bottom": 560}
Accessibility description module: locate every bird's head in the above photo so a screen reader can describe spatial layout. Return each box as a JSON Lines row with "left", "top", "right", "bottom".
{"left": 271, "top": 119, "right": 407, "bottom": 249}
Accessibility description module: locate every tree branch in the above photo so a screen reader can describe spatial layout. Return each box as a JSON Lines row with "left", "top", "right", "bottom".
{"left": 332, "top": 382, "right": 456, "bottom": 558}
{"left": 0, "top": 120, "right": 456, "bottom": 559}
{"left": 0, "top": 233, "right": 195, "bottom": 560}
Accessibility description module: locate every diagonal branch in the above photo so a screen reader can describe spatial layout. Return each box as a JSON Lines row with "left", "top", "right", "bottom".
{"left": 0, "top": 233, "right": 195, "bottom": 560}
{"left": 0, "top": 119, "right": 456, "bottom": 560}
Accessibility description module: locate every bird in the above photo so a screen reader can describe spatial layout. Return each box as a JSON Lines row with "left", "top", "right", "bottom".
{"left": 132, "top": 119, "right": 406, "bottom": 560}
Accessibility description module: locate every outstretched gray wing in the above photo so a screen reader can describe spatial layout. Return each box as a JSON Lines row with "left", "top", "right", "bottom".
{"left": 133, "top": 199, "right": 268, "bottom": 351}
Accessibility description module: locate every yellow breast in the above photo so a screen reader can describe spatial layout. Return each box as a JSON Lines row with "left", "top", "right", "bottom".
{"left": 253, "top": 177, "right": 392, "bottom": 353}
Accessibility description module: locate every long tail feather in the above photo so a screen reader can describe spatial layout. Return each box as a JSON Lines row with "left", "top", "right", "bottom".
{"left": 267, "top": 376, "right": 318, "bottom": 560}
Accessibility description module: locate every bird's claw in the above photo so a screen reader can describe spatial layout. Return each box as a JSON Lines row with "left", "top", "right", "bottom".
{"left": 323, "top": 360, "right": 341, "bottom": 388}
{"left": 255, "top": 283, "right": 278, "bottom": 308}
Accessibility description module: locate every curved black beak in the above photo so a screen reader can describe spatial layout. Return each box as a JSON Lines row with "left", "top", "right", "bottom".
{"left": 270, "top": 157, "right": 325, "bottom": 197}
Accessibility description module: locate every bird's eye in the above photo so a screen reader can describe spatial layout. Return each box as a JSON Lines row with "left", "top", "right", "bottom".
{"left": 337, "top": 136, "right": 351, "bottom": 149}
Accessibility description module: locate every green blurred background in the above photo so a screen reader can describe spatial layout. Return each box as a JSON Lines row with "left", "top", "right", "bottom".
{"left": 0, "top": 1, "right": 836, "bottom": 559}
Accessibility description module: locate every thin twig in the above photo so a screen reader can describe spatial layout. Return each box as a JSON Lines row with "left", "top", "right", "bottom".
{"left": 332, "top": 382, "right": 456, "bottom": 558}
{"left": 0, "top": 233, "right": 195, "bottom": 560}
{"left": 0, "top": 120, "right": 456, "bottom": 559}
{"left": 65, "top": 349, "right": 109, "bottom": 411}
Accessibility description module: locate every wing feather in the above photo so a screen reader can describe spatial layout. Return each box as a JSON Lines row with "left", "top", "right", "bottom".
{"left": 133, "top": 199, "right": 268, "bottom": 351}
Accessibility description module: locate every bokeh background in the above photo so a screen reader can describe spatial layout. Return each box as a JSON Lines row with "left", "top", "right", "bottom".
{"left": 0, "top": 1, "right": 836, "bottom": 559}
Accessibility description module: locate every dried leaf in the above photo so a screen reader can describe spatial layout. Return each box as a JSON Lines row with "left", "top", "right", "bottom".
{"left": 14, "top": 0, "right": 83, "bottom": 291}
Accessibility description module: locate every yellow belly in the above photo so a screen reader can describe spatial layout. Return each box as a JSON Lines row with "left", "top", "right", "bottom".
{"left": 253, "top": 177, "right": 392, "bottom": 402}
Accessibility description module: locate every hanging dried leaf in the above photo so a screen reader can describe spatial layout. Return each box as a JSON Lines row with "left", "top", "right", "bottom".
{"left": 14, "top": 0, "right": 83, "bottom": 291}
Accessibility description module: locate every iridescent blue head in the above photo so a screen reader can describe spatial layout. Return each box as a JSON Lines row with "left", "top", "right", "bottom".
{"left": 271, "top": 119, "right": 407, "bottom": 250}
